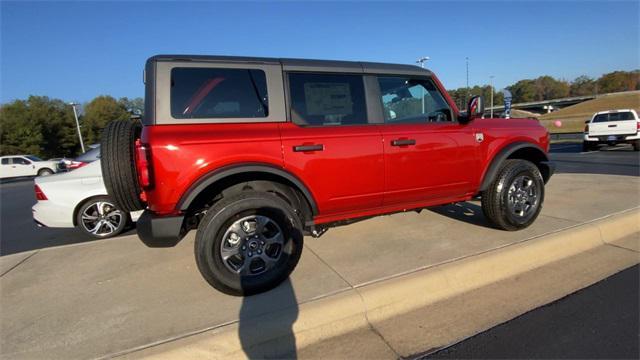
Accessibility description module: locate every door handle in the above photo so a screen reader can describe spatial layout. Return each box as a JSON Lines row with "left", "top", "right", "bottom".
{"left": 293, "top": 144, "right": 324, "bottom": 152}
{"left": 391, "top": 139, "right": 416, "bottom": 146}
{"left": 608, "top": 124, "right": 617, "bottom": 127}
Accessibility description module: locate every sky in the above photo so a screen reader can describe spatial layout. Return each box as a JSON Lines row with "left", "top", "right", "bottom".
{"left": 1, "top": 0, "right": 639, "bottom": 104}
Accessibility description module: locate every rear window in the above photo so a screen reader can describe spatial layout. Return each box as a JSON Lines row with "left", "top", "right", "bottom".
{"left": 170, "top": 68, "right": 268, "bottom": 119}
{"left": 593, "top": 112, "right": 635, "bottom": 122}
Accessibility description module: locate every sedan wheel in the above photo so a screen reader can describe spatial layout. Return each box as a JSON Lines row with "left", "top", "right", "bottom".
{"left": 76, "top": 196, "right": 127, "bottom": 238}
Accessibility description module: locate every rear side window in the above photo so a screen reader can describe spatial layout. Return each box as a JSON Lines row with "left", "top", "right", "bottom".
{"left": 171, "top": 68, "right": 268, "bottom": 119}
{"left": 1, "top": 158, "right": 8, "bottom": 165}
{"left": 593, "top": 112, "right": 635, "bottom": 122}
{"left": 288, "top": 73, "right": 368, "bottom": 126}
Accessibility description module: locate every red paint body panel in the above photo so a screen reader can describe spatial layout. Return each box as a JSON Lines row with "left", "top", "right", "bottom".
{"left": 379, "top": 122, "right": 478, "bottom": 205}
{"left": 140, "top": 123, "right": 283, "bottom": 214}
{"left": 279, "top": 122, "right": 385, "bottom": 215}
{"left": 140, "top": 117, "right": 549, "bottom": 222}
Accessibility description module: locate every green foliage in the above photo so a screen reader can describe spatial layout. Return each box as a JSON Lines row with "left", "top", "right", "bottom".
{"left": 0, "top": 95, "right": 143, "bottom": 158}
{"left": 447, "top": 70, "right": 639, "bottom": 106}
{"left": 82, "top": 96, "right": 133, "bottom": 145}
{"left": 0, "top": 96, "right": 78, "bottom": 158}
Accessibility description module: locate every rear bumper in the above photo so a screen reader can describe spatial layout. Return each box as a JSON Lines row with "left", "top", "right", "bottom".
{"left": 584, "top": 133, "right": 640, "bottom": 142}
{"left": 136, "top": 210, "right": 185, "bottom": 247}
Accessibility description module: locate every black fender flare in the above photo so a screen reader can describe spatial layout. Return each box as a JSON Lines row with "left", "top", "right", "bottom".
{"left": 177, "top": 163, "right": 319, "bottom": 215}
{"left": 479, "top": 142, "right": 551, "bottom": 192}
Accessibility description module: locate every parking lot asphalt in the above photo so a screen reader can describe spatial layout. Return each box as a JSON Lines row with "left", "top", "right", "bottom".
{"left": 0, "top": 144, "right": 638, "bottom": 359}
{"left": 427, "top": 265, "right": 639, "bottom": 360}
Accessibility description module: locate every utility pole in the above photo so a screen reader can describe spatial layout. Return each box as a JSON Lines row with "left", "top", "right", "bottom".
{"left": 69, "top": 102, "right": 85, "bottom": 153}
{"left": 416, "top": 56, "right": 430, "bottom": 114}
{"left": 490, "top": 75, "right": 495, "bottom": 118}
{"left": 465, "top": 57, "right": 469, "bottom": 105}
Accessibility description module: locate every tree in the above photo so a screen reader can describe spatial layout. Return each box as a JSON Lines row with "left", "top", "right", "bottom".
{"left": 0, "top": 96, "right": 80, "bottom": 158}
{"left": 118, "top": 97, "right": 144, "bottom": 115}
{"left": 569, "top": 75, "right": 596, "bottom": 96}
{"left": 82, "top": 96, "right": 131, "bottom": 145}
{"left": 597, "top": 70, "right": 640, "bottom": 93}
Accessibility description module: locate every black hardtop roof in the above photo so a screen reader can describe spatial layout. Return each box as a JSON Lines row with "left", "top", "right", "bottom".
{"left": 148, "top": 54, "right": 432, "bottom": 75}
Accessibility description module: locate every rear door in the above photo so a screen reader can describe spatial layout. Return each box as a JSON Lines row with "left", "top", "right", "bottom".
{"left": 589, "top": 111, "right": 638, "bottom": 137}
{"left": 280, "top": 72, "right": 384, "bottom": 216}
{"left": 374, "top": 76, "right": 479, "bottom": 206}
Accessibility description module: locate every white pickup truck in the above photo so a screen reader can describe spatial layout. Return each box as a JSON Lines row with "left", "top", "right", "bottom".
{"left": 583, "top": 109, "right": 640, "bottom": 152}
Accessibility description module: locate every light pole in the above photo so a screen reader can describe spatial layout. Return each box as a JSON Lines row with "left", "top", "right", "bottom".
{"left": 416, "top": 56, "right": 430, "bottom": 114}
{"left": 489, "top": 75, "right": 495, "bottom": 118}
{"left": 69, "top": 102, "right": 85, "bottom": 153}
{"left": 465, "top": 57, "right": 470, "bottom": 105}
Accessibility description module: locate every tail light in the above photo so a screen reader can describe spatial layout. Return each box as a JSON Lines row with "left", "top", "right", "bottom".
{"left": 584, "top": 124, "right": 589, "bottom": 133}
{"left": 135, "top": 139, "right": 152, "bottom": 189}
{"left": 34, "top": 184, "right": 47, "bottom": 200}
{"left": 67, "top": 161, "right": 87, "bottom": 170}
{"left": 637, "top": 122, "right": 640, "bottom": 131}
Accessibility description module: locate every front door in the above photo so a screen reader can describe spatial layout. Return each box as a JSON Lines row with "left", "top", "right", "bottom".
{"left": 375, "top": 76, "right": 479, "bottom": 206}
{"left": 280, "top": 72, "right": 384, "bottom": 217}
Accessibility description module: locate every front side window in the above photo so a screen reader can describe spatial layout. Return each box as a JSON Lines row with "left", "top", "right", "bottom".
{"left": 378, "top": 76, "right": 452, "bottom": 124}
{"left": 288, "top": 73, "right": 368, "bottom": 126}
{"left": 170, "top": 68, "right": 268, "bottom": 119}
{"left": 1, "top": 158, "right": 8, "bottom": 165}
{"left": 13, "top": 157, "right": 30, "bottom": 165}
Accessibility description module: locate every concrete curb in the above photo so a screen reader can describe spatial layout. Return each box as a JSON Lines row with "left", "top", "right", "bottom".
{"left": 121, "top": 208, "right": 640, "bottom": 359}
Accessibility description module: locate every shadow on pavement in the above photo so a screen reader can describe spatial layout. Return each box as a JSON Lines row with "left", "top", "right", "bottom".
{"left": 429, "top": 202, "right": 493, "bottom": 228}
{"left": 239, "top": 278, "right": 298, "bottom": 359}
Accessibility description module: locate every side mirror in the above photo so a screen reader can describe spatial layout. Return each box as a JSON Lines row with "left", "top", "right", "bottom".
{"left": 460, "top": 95, "right": 484, "bottom": 124}
{"left": 584, "top": 119, "right": 590, "bottom": 124}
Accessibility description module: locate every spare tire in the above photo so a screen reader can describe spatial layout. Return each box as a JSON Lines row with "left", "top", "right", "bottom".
{"left": 101, "top": 120, "right": 146, "bottom": 212}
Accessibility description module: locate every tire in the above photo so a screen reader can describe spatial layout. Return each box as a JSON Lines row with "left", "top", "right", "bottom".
{"left": 37, "top": 168, "right": 53, "bottom": 176}
{"left": 76, "top": 196, "right": 128, "bottom": 239}
{"left": 633, "top": 140, "right": 640, "bottom": 152}
{"left": 582, "top": 142, "right": 591, "bottom": 152}
{"left": 195, "top": 190, "right": 304, "bottom": 296}
{"left": 481, "top": 159, "right": 545, "bottom": 231}
{"left": 101, "top": 120, "right": 145, "bottom": 212}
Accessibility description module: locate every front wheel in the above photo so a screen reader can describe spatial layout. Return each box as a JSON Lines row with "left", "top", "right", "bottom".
{"left": 76, "top": 196, "right": 128, "bottom": 238}
{"left": 481, "top": 159, "right": 545, "bottom": 231}
{"left": 195, "top": 191, "right": 304, "bottom": 296}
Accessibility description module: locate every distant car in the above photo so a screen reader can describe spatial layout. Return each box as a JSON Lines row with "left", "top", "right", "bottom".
{"left": 32, "top": 160, "right": 142, "bottom": 238}
{"left": 0, "top": 155, "right": 60, "bottom": 179}
{"left": 583, "top": 109, "right": 640, "bottom": 151}
{"left": 67, "top": 145, "right": 101, "bottom": 170}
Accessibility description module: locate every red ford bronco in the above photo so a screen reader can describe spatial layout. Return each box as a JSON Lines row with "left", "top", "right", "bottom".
{"left": 101, "top": 55, "right": 554, "bottom": 295}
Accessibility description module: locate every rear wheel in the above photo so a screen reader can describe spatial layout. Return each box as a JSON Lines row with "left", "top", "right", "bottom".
{"left": 37, "top": 168, "right": 53, "bottom": 176}
{"left": 633, "top": 140, "right": 639, "bottom": 151}
{"left": 76, "top": 196, "right": 128, "bottom": 238}
{"left": 481, "top": 159, "right": 545, "bottom": 231}
{"left": 194, "top": 191, "right": 303, "bottom": 296}
{"left": 100, "top": 120, "right": 145, "bottom": 212}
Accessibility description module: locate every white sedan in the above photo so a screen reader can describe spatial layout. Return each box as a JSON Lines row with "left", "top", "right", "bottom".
{"left": 0, "top": 155, "right": 60, "bottom": 179}
{"left": 32, "top": 160, "right": 142, "bottom": 238}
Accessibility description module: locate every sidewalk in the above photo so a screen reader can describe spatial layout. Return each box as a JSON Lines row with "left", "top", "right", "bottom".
{"left": 1, "top": 173, "right": 639, "bottom": 359}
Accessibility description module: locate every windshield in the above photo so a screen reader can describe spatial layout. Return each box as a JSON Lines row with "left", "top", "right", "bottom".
{"left": 25, "top": 155, "right": 43, "bottom": 161}
{"left": 593, "top": 112, "right": 635, "bottom": 122}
